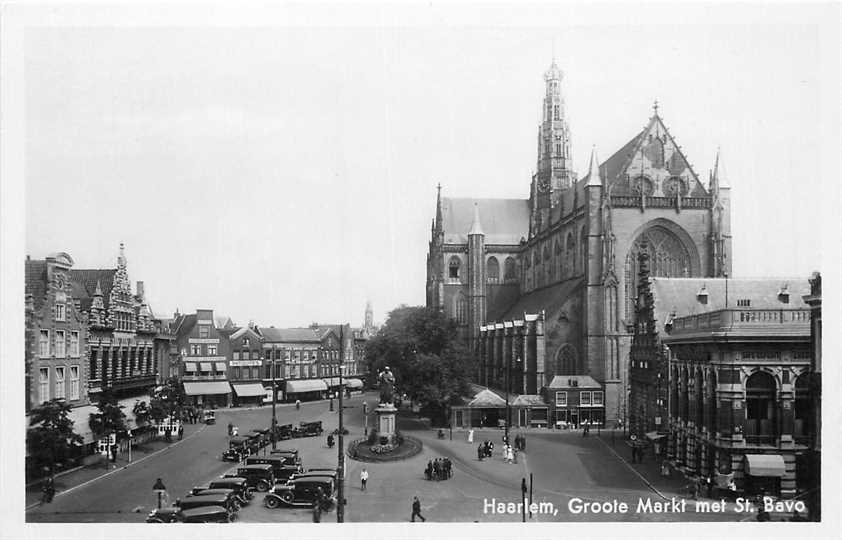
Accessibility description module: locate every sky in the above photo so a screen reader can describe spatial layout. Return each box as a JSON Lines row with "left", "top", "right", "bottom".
{"left": 16, "top": 3, "right": 842, "bottom": 329}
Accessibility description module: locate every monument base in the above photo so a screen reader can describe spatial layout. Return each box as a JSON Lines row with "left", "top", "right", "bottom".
{"left": 375, "top": 403, "right": 398, "bottom": 445}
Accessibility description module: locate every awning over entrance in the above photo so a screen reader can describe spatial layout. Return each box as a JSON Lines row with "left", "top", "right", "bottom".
{"left": 199, "top": 362, "right": 213, "bottom": 372}
{"left": 744, "top": 454, "right": 786, "bottom": 477}
{"left": 345, "top": 378, "right": 363, "bottom": 389}
{"left": 183, "top": 381, "right": 232, "bottom": 396}
{"left": 215, "top": 363, "right": 227, "bottom": 372}
{"left": 323, "top": 377, "right": 341, "bottom": 387}
{"left": 184, "top": 363, "right": 197, "bottom": 372}
{"left": 232, "top": 383, "right": 266, "bottom": 397}
{"left": 64, "top": 404, "right": 99, "bottom": 444}
{"left": 286, "top": 379, "right": 328, "bottom": 394}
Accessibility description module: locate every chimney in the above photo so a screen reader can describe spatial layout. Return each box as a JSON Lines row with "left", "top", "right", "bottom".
{"left": 136, "top": 281, "right": 145, "bottom": 300}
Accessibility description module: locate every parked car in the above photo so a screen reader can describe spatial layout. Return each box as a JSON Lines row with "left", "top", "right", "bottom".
{"left": 196, "top": 477, "right": 253, "bottom": 502}
{"left": 264, "top": 475, "right": 337, "bottom": 509}
{"left": 274, "top": 423, "right": 294, "bottom": 440}
{"left": 146, "top": 505, "right": 232, "bottom": 523}
{"left": 224, "top": 464, "right": 275, "bottom": 492}
{"left": 176, "top": 493, "right": 240, "bottom": 514}
{"left": 221, "top": 436, "right": 252, "bottom": 461}
{"left": 185, "top": 489, "right": 242, "bottom": 511}
{"left": 203, "top": 410, "right": 216, "bottom": 425}
{"left": 292, "top": 421, "right": 323, "bottom": 438}
{"left": 245, "top": 456, "right": 303, "bottom": 481}
{"left": 267, "top": 449, "right": 302, "bottom": 466}
{"left": 289, "top": 469, "right": 338, "bottom": 482}
{"left": 246, "top": 429, "right": 267, "bottom": 449}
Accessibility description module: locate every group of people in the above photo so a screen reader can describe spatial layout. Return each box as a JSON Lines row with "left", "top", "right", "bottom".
{"left": 227, "top": 423, "right": 239, "bottom": 437}
{"left": 182, "top": 407, "right": 204, "bottom": 424}
{"left": 163, "top": 424, "right": 184, "bottom": 442}
{"left": 424, "top": 457, "right": 452, "bottom": 481}
{"left": 477, "top": 440, "right": 495, "bottom": 460}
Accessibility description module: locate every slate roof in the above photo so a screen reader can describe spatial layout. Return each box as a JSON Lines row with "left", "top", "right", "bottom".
{"left": 547, "top": 375, "right": 602, "bottom": 389}
{"left": 650, "top": 277, "right": 810, "bottom": 334}
{"left": 173, "top": 313, "right": 197, "bottom": 338}
{"left": 441, "top": 197, "right": 529, "bottom": 245}
{"left": 260, "top": 327, "right": 323, "bottom": 343}
{"left": 496, "top": 278, "right": 584, "bottom": 322}
{"left": 69, "top": 269, "right": 116, "bottom": 312}
{"left": 25, "top": 259, "right": 49, "bottom": 311}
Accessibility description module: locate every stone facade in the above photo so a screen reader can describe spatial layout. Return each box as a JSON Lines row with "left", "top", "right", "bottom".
{"left": 428, "top": 62, "right": 732, "bottom": 421}
{"left": 663, "top": 297, "right": 812, "bottom": 498}
{"left": 25, "top": 252, "right": 90, "bottom": 412}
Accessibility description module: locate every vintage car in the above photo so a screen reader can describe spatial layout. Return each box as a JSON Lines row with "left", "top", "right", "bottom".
{"left": 203, "top": 410, "right": 216, "bottom": 425}
{"left": 264, "top": 475, "right": 337, "bottom": 509}
{"left": 175, "top": 493, "right": 240, "bottom": 514}
{"left": 245, "top": 456, "right": 303, "bottom": 481}
{"left": 246, "top": 429, "right": 267, "bottom": 449}
{"left": 197, "top": 477, "right": 253, "bottom": 502}
{"left": 146, "top": 505, "right": 232, "bottom": 523}
{"left": 223, "top": 464, "right": 275, "bottom": 492}
{"left": 185, "top": 489, "right": 242, "bottom": 511}
{"left": 289, "top": 469, "right": 338, "bottom": 482}
{"left": 292, "top": 421, "right": 323, "bottom": 438}
{"left": 221, "top": 436, "right": 254, "bottom": 461}
{"left": 274, "top": 423, "right": 294, "bottom": 440}
{"left": 267, "top": 449, "right": 302, "bottom": 466}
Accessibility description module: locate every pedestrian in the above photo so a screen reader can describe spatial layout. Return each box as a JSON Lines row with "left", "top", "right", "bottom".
{"left": 467, "top": 429, "right": 474, "bottom": 444}
{"left": 411, "top": 496, "right": 426, "bottom": 522}
{"left": 521, "top": 434, "right": 526, "bottom": 451}
{"left": 165, "top": 426, "right": 172, "bottom": 442}
{"left": 425, "top": 460, "right": 433, "bottom": 480}
{"left": 296, "top": 399, "right": 301, "bottom": 410}
{"left": 178, "top": 424, "right": 184, "bottom": 440}
{"left": 446, "top": 458, "right": 452, "bottom": 478}
{"left": 477, "top": 444, "right": 484, "bottom": 461}
{"left": 232, "top": 425, "right": 238, "bottom": 437}
{"left": 228, "top": 422, "right": 233, "bottom": 436}
{"left": 433, "top": 459, "right": 440, "bottom": 481}
{"left": 41, "top": 475, "right": 55, "bottom": 504}
{"left": 360, "top": 467, "right": 368, "bottom": 491}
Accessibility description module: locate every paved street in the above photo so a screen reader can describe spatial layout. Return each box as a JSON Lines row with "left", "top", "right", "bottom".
{"left": 27, "top": 392, "right": 747, "bottom": 523}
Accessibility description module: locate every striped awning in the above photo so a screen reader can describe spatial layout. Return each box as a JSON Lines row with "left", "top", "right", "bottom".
{"left": 286, "top": 379, "right": 328, "bottom": 394}
{"left": 232, "top": 383, "right": 267, "bottom": 397}
{"left": 215, "top": 363, "right": 227, "bottom": 372}
{"left": 744, "top": 454, "right": 786, "bottom": 477}
{"left": 345, "top": 378, "right": 363, "bottom": 389}
{"left": 184, "top": 363, "right": 197, "bottom": 372}
{"left": 183, "top": 381, "right": 231, "bottom": 396}
{"left": 200, "top": 362, "right": 212, "bottom": 372}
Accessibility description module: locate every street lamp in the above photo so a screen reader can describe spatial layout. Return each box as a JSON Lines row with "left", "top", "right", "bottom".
{"left": 152, "top": 477, "right": 166, "bottom": 509}
{"left": 336, "top": 326, "right": 346, "bottom": 523}
{"left": 505, "top": 357, "right": 522, "bottom": 446}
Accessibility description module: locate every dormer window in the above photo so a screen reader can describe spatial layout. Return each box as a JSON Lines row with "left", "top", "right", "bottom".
{"left": 737, "top": 299, "right": 751, "bottom": 307}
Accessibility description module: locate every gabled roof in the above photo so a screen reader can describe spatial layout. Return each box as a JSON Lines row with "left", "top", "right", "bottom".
{"left": 467, "top": 389, "right": 507, "bottom": 408}
{"left": 229, "top": 326, "right": 262, "bottom": 342}
{"left": 260, "top": 327, "right": 323, "bottom": 343}
{"left": 69, "top": 269, "right": 116, "bottom": 311}
{"left": 441, "top": 197, "right": 529, "bottom": 245}
{"left": 650, "top": 277, "right": 810, "bottom": 334}
{"left": 173, "top": 313, "right": 197, "bottom": 338}
{"left": 25, "top": 259, "right": 48, "bottom": 311}
{"left": 547, "top": 375, "right": 602, "bottom": 389}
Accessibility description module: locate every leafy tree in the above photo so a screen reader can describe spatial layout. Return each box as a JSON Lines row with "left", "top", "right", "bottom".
{"left": 27, "top": 399, "right": 84, "bottom": 475}
{"left": 88, "top": 390, "right": 127, "bottom": 441}
{"left": 365, "top": 306, "right": 476, "bottom": 423}
{"left": 149, "top": 376, "right": 186, "bottom": 423}
{"left": 132, "top": 400, "right": 151, "bottom": 427}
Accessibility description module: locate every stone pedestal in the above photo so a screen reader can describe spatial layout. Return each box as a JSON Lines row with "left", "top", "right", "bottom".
{"left": 375, "top": 403, "right": 398, "bottom": 445}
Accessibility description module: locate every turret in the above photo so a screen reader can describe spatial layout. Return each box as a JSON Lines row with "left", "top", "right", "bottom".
{"left": 467, "top": 204, "right": 487, "bottom": 345}
{"left": 709, "top": 148, "right": 732, "bottom": 277}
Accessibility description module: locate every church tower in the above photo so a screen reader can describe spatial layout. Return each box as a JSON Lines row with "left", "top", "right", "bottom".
{"left": 708, "top": 149, "right": 733, "bottom": 277}
{"left": 530, "top": 60, "right": 575, "bottom": 237}
{"left": 364, "top": 300, "right": 375, "bottom": 334}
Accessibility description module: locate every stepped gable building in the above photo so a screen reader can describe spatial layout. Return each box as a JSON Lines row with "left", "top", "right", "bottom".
{"left": 172, "top": 308, "right": 232, "bottom": 407}
{"left": 25, "top": 252, "right": 90, "bottom": 412}
{"left": 427, "top": 61, "right": 732, "bottom": 422}
{"left": 69, "top": 244, "right": 158, "bottom": 401}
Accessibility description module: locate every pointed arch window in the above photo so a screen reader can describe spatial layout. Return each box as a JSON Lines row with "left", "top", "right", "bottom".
{"left": 555, "top": 344, "right": 578, "bottom": 375}
{"left": 448, "top": 256, "right": 461, "bottom": 280}
{"left": 503, "top": 257, "right": 517, "bottom": 282}
{"left": 453, "top": 294, "right": 468, "bottom": 325}
{"left": 487, "top": 256, "right": 500, "bottom": 283}
{"left": 565, "top": 232, "right": 575, "bottom": 276}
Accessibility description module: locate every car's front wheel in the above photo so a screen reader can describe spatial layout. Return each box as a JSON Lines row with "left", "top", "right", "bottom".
{"left": 265, "top": 496, "right": 280, "bottom": 509}
{"left": 279, "top": 491, "right": 294, "bottom": 505}
{"left": 257, "top": 480, "right": 270, "bottom": 492}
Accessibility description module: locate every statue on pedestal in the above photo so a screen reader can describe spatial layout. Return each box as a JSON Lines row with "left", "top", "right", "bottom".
{"left": 378, "top": 367, "right": 396, "bottom": 406}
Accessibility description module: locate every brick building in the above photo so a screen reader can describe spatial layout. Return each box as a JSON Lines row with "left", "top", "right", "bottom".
{"left": 661, "top": 279, "right": 812, "bottom": 498}
{"left": 226, "top": 325, "right": 266, "bottom": 407}
{"left": 428, "top": 61, "right": 732, "bottom": 421}
{"left": 173, "top": 308, "right": 232, "bottom": 407}
{"left": 25, "top": 252, "right": 89, "bottom": 412}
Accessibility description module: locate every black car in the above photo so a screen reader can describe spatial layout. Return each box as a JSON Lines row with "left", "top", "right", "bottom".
{"left": 266, "top": 449, "right": 302, "bottom": 467}
{"left": 222, "top": 436, "right": 252, "bottom": 461}
{"left": 274, "top": 423, "right": 294, "bottom": 440}
{"left": 146, "top": 506, "right": 232, "bottom": 523}
{"left": 292, "top": 421, "right": 323, "bottom": 438}
{"left": 224, "top": 464, "right": 275, "bottom": 492}
{"left": 264, "top": 475, "right": 336, "bottom": 509}
{"left": 186, "top": 488, "right": 243, "bottom": 510}
{"left": 203, "top": 477, "right": 254, "bottom": 502}
{"left": 176, "top": 493, "right": 240, "bottom": 514}
{"left": 246, "top": 430, "right": 267, "bottom": 449}
{"left": 245, "top": 456, "right": 303, "bottom": 481}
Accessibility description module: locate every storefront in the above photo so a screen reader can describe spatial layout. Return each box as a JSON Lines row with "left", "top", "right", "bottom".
{"left": 743, "top": 454, "right": 786, "bottom": 497}
{"left": 545, "top": 375, "right": 605, "bottom": 429}
{"left": 231, "top": 383, "right": 267, "bottom": 407}
{"left": 345, "top": 378, "right": 364, "bottom": 393}
{"left": 183, "top": 381, "right": 232, "bottom": 408}
{"left": 285, "top": 378, "right": 328, "bottom": 402}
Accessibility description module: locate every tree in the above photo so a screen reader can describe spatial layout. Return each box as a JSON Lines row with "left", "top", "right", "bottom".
{"left": 27, "top": 399, "right": 84, "bottom": 476}
{"left": 365, "top": 306, "right": 476, "bottom": 424}
{"left": 132, "top": 400, "right": 151, "bottom": 427}
{"left": 149, "top": 376, "right": 186, "bottom": 424}
{"left": 88, "top": 390, "right": 127, "bottom": 441}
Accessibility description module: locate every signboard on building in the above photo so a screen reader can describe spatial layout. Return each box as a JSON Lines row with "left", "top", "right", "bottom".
{"left": 230, "top": 360, "right": 261, "bottom": 367}
{"left": 189, "top": 338, "right": 220, "bottom": 344}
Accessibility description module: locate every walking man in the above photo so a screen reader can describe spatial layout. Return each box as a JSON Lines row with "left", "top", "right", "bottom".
{"left": 178, "top": 424, "right": 184, "bottom": 440}
{"left": 468, "top": 428, "right": 474, "bottom": 444}
{"left": 411, "top": 496, "right": 426, "bottom": 522}
{"left": 360, "top": 467, "right": 368, "bottom": 491}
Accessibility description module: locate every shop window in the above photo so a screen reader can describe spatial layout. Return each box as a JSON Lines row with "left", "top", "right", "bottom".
{"left": 555, "top": 391, "right": 567, "bottom": 407}
{"left": 592, "top": 391, "right": 604, "bottom": 406}
{"left": 745, "top": 371, "right": 777, "bottom": 443}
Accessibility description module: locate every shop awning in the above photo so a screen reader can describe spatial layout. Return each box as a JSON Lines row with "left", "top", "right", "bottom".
{"left": 63, "top": 404, "right": 99, "bottom": 444}
{"left": 323, "top": 377, "right": 341, "bottom": 387}
{"left": 232, "top": 383, "right": 267, "bottom": 397}
{"left": 345, "top": 378, "right": 363, "bottom": 389}
{"left": 183, "top": 381, "right": 232, "bottom": 396}
{"left": 286, "top": 379, "right": 328, "bottom": 394}
{"left": 645, "top": 431, "right": 667, "bottom": 440}
{"left": 199, "top": 362, "right": 213, "bottom": 372}
{"left": 184, "top": 363, "right": 197, "bottom": 372}
{"left": 744, "top": 454, "right": 786, "bottom": 477}
{"left": 215, "top": 363, "right": 227, "bottom": 372}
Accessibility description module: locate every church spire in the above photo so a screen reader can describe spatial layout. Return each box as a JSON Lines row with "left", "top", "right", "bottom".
{"left": 434, "top": 183, "right": 443, "bottom": 233}
{"left": 711, "top": 147, "right": 729, "bottom": 190}
{"left": 536, "top": 59, "right": 574, "bottom": 200}
{"left": 585, "top": 146, "right": 602, "bottom": 187}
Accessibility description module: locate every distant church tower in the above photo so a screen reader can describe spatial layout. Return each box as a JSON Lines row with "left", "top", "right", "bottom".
{"left": 531, "top": 60, "right": 575, "bottom": 236}
{"left": 364, "top": 300, "right": 375, "bottom": 334}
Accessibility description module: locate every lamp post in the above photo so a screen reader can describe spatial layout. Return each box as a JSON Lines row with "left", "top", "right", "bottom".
{"left": 505, "top": 357, "right": 522, "bottom": 446}
{"left": 271, "top": 344, "right": 277, "bottom": 450}
{"left": 336, "top": 326, "right": 346, "bottom": 523}
{"left": 152, "top": 477, "right": 166, "bottom": 509}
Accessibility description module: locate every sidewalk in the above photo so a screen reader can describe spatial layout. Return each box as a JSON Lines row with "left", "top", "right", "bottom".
{"left": 26, "top": 421, "right": 206, "bottom": 510}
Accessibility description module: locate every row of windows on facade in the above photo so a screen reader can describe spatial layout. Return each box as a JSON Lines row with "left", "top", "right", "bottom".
{"left": 669, "top": 370, "right": 813, "bottom": 441}
{"left": 554, "top": 391, "right": 604, "bottom": 408}
{"left": 187, "top": 344, "right": 347, "bottom": 362}
{"left": 88, "top": 348, "right": 154, "bottom": 380}
{"left": 227, "top": 363, "right": 358, "bottom": 380}
{"left": 39, "top": 329, "right": 81, "bottom": 358}
{"left": 38, "top": 365, "right": 81, "bottom": 403}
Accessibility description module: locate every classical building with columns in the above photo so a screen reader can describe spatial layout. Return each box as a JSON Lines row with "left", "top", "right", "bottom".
{"left": 660, "top": 278, "right": 812, "bottom": 498}
{"left": 427, "top": 61, "right": 731, "bottom": 422}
